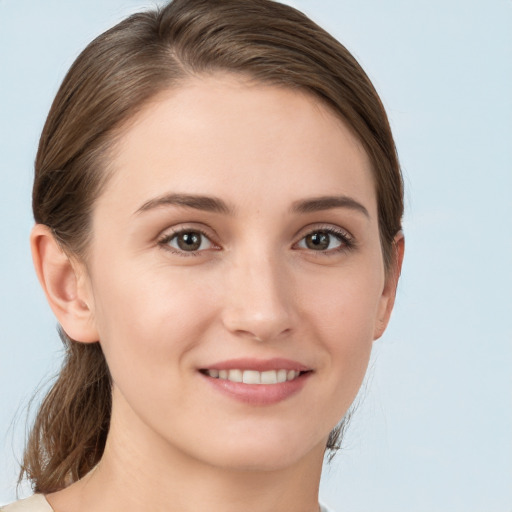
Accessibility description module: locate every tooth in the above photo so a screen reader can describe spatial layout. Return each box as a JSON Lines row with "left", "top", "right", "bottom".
{"left": 277, "top": 369, "right": 287, "bottom": 383}
{"left": 228, "top": 369, "right": 243, "bottom": 382}
{"left": 260, "top": 370, "right": 277, "bottom": 384}
{"left": 243, "top": 370, "right": 261, "bottom": 384}
{"left": 212, "top": 368, "right": 302, "bottom": 384}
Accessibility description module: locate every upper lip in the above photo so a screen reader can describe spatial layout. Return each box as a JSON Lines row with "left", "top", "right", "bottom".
{"left": 199, "top": 358, "right": 311, "bottom": 372}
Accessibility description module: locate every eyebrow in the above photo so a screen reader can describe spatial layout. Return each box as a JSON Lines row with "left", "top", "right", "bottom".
{"left": 290, "top": 195, "right": 370, "bottom": 218}
{"left": 135, "top": 193, "right": 234, "bottom": 216}
{"left": 135, "top": 192, "right": 369, "bottom": 218}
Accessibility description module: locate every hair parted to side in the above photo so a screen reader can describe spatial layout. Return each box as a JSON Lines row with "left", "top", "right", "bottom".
{"left": 23, "top": 0, "right": 403, "bottom": 493}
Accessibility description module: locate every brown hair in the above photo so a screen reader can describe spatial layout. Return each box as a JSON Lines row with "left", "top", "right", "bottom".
{"left": 22, "top": 0, "right": 403, "bottom": 493}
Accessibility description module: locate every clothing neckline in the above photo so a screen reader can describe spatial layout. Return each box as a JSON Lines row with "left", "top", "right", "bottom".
{"left": 12, "top": 493, "right": 332, "bottom": 512}
{"left": 41, "top": 496, "right": 53, "bottom": 512}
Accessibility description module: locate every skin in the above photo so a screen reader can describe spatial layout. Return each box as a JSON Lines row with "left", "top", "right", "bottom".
{"left": 32, "top": 75, "right": 403, "bottom": 512}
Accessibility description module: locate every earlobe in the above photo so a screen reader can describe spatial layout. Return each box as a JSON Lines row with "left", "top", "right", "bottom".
{"left": 30, "top": 224, "right": 99, "bottom": 343}
{"left": 373, "top": 232, "right": 405, "bottom": 340}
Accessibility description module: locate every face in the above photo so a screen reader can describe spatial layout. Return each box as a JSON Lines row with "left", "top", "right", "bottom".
{"left": 80, "top": 75, "right": 395, "bottom": 471}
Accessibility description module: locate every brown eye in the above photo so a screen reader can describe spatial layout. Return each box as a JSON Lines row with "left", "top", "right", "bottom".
{"left": 305, "top": 232, "right": 330, "bottom": 250}
{"left": 177, "top": 232, "right": 202, "bottom": 251}
{"left": 297, "top": 229, "right": 346, "bottom": 252}
{"left": 164, "top": 230, "right": 214, "bottom": 253}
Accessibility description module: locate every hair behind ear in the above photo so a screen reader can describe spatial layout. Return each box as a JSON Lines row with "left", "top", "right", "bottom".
{"left": 19, "top": 332, "right": 111, "bottom": 493}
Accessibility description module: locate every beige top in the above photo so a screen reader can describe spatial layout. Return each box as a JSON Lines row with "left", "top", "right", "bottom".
{"left": 0, "top": 495, "right": 53, "bottom": 512}
{"left": 1, "top": 494, "right": 334, "bottom": 511}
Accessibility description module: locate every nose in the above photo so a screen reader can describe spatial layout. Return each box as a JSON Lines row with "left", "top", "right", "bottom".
{"left": 221, "top": 250, "right": 296, "bottom": 343}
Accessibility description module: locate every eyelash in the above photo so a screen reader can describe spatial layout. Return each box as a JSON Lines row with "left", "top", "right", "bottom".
{"left": 157, "top": 225, "right": 354, "bottom": 257}
{"left": 296, "top": 225, "right": 354, "bottom": 256}
{"left": 158, "top": 227, "right": 217, "bottom": 257}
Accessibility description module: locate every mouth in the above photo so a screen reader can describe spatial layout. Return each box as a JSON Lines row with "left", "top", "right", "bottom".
{"left": 198, "top": 358, "right": 313, "bottom": 404}
{"left": 199, "top": 368, "right": 310, "bottom": 384}
{"left": 198, "top": 357, "right": 313, "bottom": 384}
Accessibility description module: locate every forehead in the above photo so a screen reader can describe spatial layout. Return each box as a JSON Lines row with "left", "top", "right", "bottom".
{"left": 99, "top": 74, "right": 376, "bottom": 217}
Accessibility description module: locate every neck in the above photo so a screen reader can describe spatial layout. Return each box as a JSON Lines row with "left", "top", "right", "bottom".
{"left": 47, "top": 391, "right": 326, "bottom": 512}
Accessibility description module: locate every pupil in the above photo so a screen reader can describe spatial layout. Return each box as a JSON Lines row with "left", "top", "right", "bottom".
{"left": 178, "top": 232, "right": 201, "bottom": 251}
{"left": 306, "top": 232, "right": 329, "bottom": 250}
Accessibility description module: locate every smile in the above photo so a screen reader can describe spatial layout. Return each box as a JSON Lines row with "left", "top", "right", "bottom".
{"left": 198, "top": 358, "right": 313, "bottom": 404}
{"left": 201, "top": 369, "right": 304, "bottom": 384}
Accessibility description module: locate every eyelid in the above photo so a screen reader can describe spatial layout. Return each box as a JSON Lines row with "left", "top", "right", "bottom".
{"left": 293, "top": 223, "right": 355, "bottom": 253}
{"left": 157, "top": 224, "right": 220, "bottom": 256}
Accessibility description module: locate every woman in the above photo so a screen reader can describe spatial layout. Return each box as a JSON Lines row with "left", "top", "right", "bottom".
{"left": 3, "top": 0, "right": 404, "bottom": 510}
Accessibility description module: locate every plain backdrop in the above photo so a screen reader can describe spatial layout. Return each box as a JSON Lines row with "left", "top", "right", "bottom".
{"left": 1, "top": 1, "right": 511, "bottom": 510}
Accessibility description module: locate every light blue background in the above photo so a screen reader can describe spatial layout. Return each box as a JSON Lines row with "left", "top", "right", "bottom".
{"left": 1, "top": 1, "right": 511, "bottom": 510}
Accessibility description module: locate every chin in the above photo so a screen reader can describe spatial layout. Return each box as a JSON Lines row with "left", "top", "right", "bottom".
{"left": 192, "top": 430, "right": 327, "bottom": 472}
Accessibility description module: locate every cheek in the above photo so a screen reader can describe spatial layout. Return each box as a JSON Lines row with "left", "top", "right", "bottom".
{"left": 88, "top": 264, "right": 226, "bottom": 436}
{"left": 298, "top": 260, "right": 383, "bottom": 393}
{"left": 89, "top": 262, "right": 221, "bottom": 382}
{"left": 300, "top": 260, "right": 383, "bottom": 341}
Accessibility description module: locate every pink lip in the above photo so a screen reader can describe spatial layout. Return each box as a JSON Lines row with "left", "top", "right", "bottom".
{"left": 200, "top": 357, "right": 311, "bottom": 372}
{"left": 198, "top": 358, "right": 313, "bottom": 406}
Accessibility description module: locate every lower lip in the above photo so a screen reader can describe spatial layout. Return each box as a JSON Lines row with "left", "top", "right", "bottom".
{"left": 199, "top": 372, "right": 311, "bottom": 405}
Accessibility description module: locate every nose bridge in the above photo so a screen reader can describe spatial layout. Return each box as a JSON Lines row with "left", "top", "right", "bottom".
{"left": 222, "top": 244, "right": 295, "bottom": 341}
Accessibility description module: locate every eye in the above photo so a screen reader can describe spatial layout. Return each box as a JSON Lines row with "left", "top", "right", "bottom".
{"left": 159, "top": 229, "right": 216, "bottom": 255}
{"left": 295, "top": 228, "right": 352, "bottom": 253}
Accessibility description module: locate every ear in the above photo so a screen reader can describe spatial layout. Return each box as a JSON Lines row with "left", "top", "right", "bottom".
{"left": 30, "top": 224, "right": 99, "bottom": 343}
{"left": 373, "top": 232, "right": 405, "bottom": 340}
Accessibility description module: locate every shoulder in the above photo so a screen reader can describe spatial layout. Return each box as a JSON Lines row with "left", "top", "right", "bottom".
{"left": 1, "top": 495, "right": 53, "bottom": 512}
